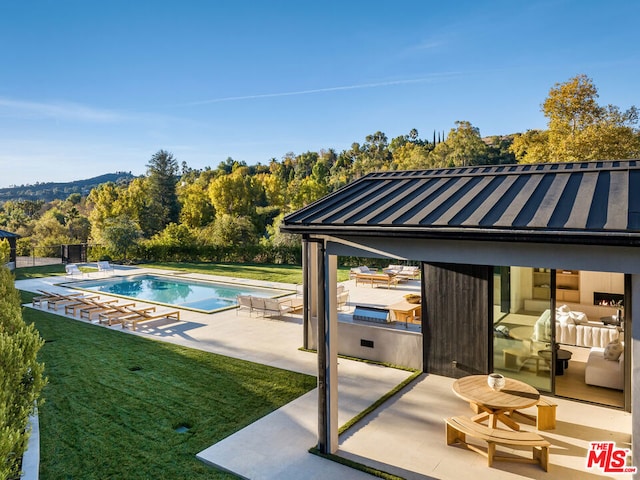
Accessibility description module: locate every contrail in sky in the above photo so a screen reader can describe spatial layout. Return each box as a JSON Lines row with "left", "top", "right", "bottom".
{"left": 182, "top": 74, "right": 459, "bottom": 106}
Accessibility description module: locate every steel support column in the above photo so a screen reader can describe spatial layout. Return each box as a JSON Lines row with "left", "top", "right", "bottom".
{"left": 316, "top": 241, "right": 338, "bottom": 453}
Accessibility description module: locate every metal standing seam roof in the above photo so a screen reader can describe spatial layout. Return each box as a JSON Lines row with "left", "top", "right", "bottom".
{"left": 0, "top": 229, "right": 19, "bottom": 238}
{"left": 282, "top": 160, "right": 640, "bottom": 246}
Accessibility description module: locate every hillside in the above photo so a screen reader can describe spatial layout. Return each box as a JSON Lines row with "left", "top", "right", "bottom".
{"left": 0, "top": 172, "right": 136, "bottom": 203}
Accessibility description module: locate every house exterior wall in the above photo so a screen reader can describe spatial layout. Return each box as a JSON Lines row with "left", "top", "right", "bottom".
{"left": 423, "top": 263, "right": 491, "bottom": 377}
{"left": 307, "top": 316, "right": 423, "bottom": 370}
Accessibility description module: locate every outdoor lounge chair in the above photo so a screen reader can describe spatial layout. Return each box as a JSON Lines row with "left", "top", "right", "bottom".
{"left": 119, "top": 307, "right": 181, "bottom": 331}
{"left": 65, "top": 264, "right": 83, "bottom": 277}
{"left": 46, "top": 293, "right": 99, "bottom": 311}
{"left": 384, "top": 264, "right": 420, "bottom": 280}
{"left": 98, "top": 305, "right": 157, "bottom": 326}
{"left": 64, "top": 296, "right": 115, "bottom": 316}
{"left": 354, "top": 272, "right": 400, "bottom": 288}
{"left": 349, "top": 266, "right": 378, "bottom": 279}
{"left": 80, "top": 301, "right": 136, "bottom": 321}
{"left": 97, "top": 261, "right": 114, "bottom": 275}
{"left": 32, "top": 290, "right": 84, "bottom": 308}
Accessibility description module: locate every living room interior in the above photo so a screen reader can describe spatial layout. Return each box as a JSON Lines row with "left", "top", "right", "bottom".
{"left": 493, "top": 267, "right": 625, "bottom": 409}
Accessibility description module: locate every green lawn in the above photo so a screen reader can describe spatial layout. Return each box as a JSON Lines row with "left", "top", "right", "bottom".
{"left": 22, "top": 292, "right": 317, "bottom": 479}
{"left": 139, "top": 261, "right": 352, "bottom": 283}
{"left": 14, "top": 262, "right": 352, "bottom": 283}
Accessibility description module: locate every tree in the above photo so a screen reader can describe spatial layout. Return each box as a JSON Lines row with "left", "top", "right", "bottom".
{"left": 101, "top": 215, "right": 142, "bottom": 261}
{"left": 428, "top": 121, "right": 489, "bottom": 167}
{"left": 352, "top": 131, "right": 392, "bottom": 174}
{"left": 145, "top": 150, "right": 180, "bottom": 236}
{"left": 512, "top": 74, "right": 640, "bottom": 163}
{"left": 87, "top": 182, "right": 123, "bottom": 242}
{"left": 177, "top": 175, "right": 215, "bottom": 229}
{"left": 199, "top": 214, "right": 258, "bottom": 247}
{"left": 31, "top": 209, "right": 70, "bottom": 256}
{"left": 510, "top": 129, "right": 551, "bottom": 164}
{"left": 263, "top": 213, "right": 301, "bottom": 248}
{"left": 147, "top": 223, "right": 196, "bottom": 248}
{"left": 392, "top": 142, "right": 432, "bottom": 170}
{"left": 0, "top": 249, "right": 46, "bottom": 480}
{"left": 208, "top": 168, "right": 266, "bottom": 219}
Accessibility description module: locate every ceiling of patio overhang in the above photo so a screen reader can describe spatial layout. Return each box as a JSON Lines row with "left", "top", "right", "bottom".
{"left": 283, "top": 160, "right": 640, "bottom": 248}
{"left": 321, "top": 235, "right": 640, "bottom": 274}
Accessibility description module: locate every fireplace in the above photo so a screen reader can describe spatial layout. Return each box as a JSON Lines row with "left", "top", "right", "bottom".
{"left": 593, "top": 292, "right": 624, "bottom": 307}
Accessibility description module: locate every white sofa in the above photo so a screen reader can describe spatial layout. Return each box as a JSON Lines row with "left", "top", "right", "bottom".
{"left": 585, "top": 347, "right": 624, "bottom": 390}
{"left": 532, "top": 307, "right": 621, "bottom": 349}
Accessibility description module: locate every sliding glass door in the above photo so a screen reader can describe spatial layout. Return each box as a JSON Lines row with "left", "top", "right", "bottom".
{"left": 493, "top": 266, "right": 553, "bottom": 393}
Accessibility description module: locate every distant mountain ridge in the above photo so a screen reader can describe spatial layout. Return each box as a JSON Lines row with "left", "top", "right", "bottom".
{"left": 0, "top": 172, "right": 136, "bottom": 203}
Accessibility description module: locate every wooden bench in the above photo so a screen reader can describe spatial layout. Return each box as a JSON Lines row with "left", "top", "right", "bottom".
{"left": 536, "top": 398, "right": 557, "bottom": 430}
{"left": 513, "top": 398, "right": 557, "bottom": 431}
{"left": 445, "top": 416, "right": 550, "bottom": 471}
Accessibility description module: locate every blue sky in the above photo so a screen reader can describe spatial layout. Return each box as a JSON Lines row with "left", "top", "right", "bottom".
{"left": 1, "top": 0, "right": 639, "bottom": 188}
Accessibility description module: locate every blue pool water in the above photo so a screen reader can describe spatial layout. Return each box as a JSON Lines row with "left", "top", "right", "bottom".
{"left": 67, "top": 274, "right": 291, "bottom": 313}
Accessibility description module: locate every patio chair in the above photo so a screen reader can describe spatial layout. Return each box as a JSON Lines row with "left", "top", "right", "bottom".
{"left": 250, "top": 297, "right": 266, "bottom": 316}
{"left": 237, "top": 295, "right": 253, "bottom": 315}
{"left": 65, "top": 264, "right": 83, "bottom": 278}
{"left": 262, "top": 298, "right": 293, "bottom": 319}
{"left": 97, "top": 261, "right": 114, "bottom": 275}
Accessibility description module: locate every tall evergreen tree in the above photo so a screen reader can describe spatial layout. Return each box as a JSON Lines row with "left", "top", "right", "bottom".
{"left": 145, "top": 150, "right": 180, "bottom": 236}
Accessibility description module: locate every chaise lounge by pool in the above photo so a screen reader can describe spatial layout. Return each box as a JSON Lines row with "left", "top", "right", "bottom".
{"left": 62, "top": 274, "right": 294, "bottom": 313}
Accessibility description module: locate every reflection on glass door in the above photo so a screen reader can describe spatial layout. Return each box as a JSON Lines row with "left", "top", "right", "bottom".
{"left": 493, "top": 266, "right": 552, "bottom": 393}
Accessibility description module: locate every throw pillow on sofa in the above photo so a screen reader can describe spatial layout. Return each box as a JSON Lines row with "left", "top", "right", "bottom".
{"left": 569, "top": 310, "right": 587, "bottom": 324}
{"left": 603, "top": 340, "right": 624, "bottom": 361}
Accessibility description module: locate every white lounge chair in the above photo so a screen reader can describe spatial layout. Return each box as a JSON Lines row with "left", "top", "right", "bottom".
{"left": 97, "top": 261, "right": 114, "bottom": 275}
{"left": 65, "top": 264, "right": 83, "bottom": 278}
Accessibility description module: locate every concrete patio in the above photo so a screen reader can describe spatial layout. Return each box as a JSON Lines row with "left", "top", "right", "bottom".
{"left": 17, "top": 266, "right": 634, "bottom": 479}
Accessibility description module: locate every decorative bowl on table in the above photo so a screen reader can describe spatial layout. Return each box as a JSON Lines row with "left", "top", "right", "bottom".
{"left": 403, "top": 294, "right": 421, "bottom": 304}
{"left": 487, "top": 373, "right": 505, "bottom": 391}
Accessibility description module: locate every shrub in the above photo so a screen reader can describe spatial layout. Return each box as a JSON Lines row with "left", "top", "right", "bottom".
{"left": 0, "top": 264, "right": 46, "bottom": 480}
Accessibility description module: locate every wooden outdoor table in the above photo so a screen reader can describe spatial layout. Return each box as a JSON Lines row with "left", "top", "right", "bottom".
{"left": 452, "top": 375, "right": 540, "bottom": 431}
{"left": 387, "top": 300, "right": 421, "bottom": 324}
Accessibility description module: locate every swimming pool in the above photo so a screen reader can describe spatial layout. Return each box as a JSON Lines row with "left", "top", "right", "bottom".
{"left": 63, "top": 274, "right": 293, "bottom": 313}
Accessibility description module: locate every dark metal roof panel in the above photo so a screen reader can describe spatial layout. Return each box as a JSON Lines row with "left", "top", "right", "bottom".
{"left": 283, "top": 160, "right": 640, "bottom": 244}
{"left": 0, "top": 229, "right": 19, "bottom": 238}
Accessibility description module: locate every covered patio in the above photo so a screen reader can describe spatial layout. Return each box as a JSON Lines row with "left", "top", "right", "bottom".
{"left": 18, "top": 266, "right": 634, "bottom": 478}
{"left": 282, "top": 160, "right": 639, "bottom": 475}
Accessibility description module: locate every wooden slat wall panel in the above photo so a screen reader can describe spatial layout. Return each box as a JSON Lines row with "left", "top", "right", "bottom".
{"left": 423, "top": 263, "right": 491, "bottom": 378}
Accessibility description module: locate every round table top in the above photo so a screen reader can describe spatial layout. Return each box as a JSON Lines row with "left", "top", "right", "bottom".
{"left": 538, "top": 348, "right": 572, "bottom": 361}
{"left": 452, "top": 375, "right": 540, "bottom": 411}
{"left": 507, "top": 325, "right": 534, "bottom": 340}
